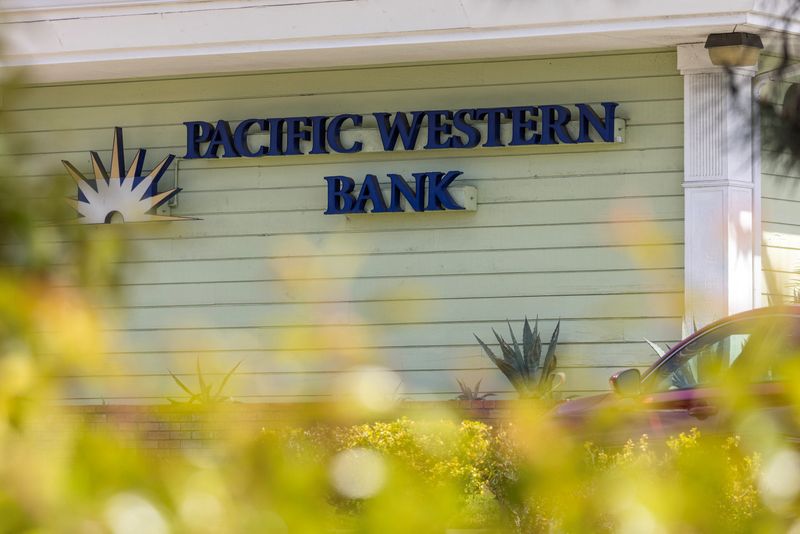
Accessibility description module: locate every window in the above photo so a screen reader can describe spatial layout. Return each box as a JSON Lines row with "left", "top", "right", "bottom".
{"left": 648, "top": 320, "right": 756, "bottom": 392}
{"left": 647, "top": 314, "right": 800, "bottom": 392}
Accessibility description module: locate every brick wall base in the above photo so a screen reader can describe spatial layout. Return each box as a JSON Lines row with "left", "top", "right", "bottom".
{"left": 60, "top": 400, "right": 515, "bottom": 451}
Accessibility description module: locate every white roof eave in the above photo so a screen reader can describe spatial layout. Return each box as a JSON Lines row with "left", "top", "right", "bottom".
{"left": 0, "top": 0, "right": 795, "bottom": 83}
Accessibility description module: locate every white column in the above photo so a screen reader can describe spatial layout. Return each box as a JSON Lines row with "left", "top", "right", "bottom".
{"left": 677, "top": 43, "right": 759, "bottom": 334}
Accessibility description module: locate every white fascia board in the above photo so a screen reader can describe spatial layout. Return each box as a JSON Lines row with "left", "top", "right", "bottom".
{"left": 1, "top": 25, "right": 740, "bottom": 84}
{"left": 0, "top": 0, "right": 784, "bottom": 83}
{"left": 1, "top": 0, "right": 757, "bottom": 25}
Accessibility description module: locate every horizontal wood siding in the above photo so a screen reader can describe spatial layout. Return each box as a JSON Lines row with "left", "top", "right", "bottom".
{"left": 759, "top": 67, "right": 800, "bottom": 306}
{"left": 7, "top": 50, "right": 684, "bottom": 402}
{"left": 763, "top": 159, "right": 800, "bottom": 304}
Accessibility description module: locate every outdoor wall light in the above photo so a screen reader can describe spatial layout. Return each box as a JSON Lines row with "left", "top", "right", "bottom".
{"left": 704, "top": 32, "right": 764, "bottom": 67}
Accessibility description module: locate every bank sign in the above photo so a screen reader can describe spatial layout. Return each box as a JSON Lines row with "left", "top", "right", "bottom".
{"left": 65, "top": 102, "right": 619, "bottom": 222}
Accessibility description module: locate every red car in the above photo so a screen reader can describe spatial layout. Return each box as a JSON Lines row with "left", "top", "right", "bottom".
{"left": 553, "top": 306, "right": 800, "bottom": 446}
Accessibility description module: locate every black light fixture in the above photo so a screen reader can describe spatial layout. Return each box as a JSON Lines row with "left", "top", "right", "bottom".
{"left": 704, "top": 32, "right": 764, "bottom": 67}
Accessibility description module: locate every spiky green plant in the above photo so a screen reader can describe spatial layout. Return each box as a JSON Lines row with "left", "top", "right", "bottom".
{"left": 474, "top": 318, "right": 563, "bottom": 399}
{"left": 644, "top": 318, "right": 698, "bottom": 359}
{"left": 168, "top": 358, "right": 242, "bottom": 405}
{"left": 455, "top": 379, "right": 495, "bottom": 401}
{"left": 644, "top": 338, "right": 670, "bottom": 358}
{"left": 644, "top": 317, "right": 700, "bottom": 390}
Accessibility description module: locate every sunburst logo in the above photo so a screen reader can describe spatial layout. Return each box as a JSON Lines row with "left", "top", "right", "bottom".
{"left": 62, "top": 128, "right": 189, "bottom": 223}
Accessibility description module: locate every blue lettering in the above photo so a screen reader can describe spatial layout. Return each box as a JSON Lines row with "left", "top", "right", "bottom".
{"left": 475, "top": 108, "right": 509, "bottom": 147}
{"left": 424, "top": 170, "right": 464, "bottom": 211}
{"left": 576, "top": 102, "right": 618, "bottom": 143}
{"left": 452, "top": 109, "right": 481, "bottom": 149}
{"left": 328, "top": 114, "right": 363, "bottom": 154}
{"left": 233, "top": 119, "right": 267, "bottom": 157}
{"left": 324, "top": 176, "right": 357, "bottom": 214}
{"left": 540, "top": 105, "right": 575, "bottom": 145}
{"left": 388, "top": 173, "right": 426, "bottom": 212}
{"left": 203, "top": 120, "right": 239, "bottom": 158}
{"left": 284, "top": 117, "right": 310, "bottom": 156}
{"left": 354, "top": 174, "right": 388, "bottom": 213}
{"left": 187, "top": 101, "right": 614, "bottom": 159}
{"left": 509, "top": 106, "right": 541, "bottom": 146}
{"left": 184, "top": 121, "right": 214, "bottom": 159}
{"left": 266, "top": 118, "right": 284, "bottom": 156}
{"left": 424, "top": 110, "right": 455, "bottom": 149}
{"left": 374, "top": 111, "right": 426, "bottom": 151}
{"left": 308, "top": 116, "right": 329, "bottom": 154}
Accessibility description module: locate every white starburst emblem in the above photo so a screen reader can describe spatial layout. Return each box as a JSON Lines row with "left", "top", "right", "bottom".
{"left": 63, "top": 128, "right": 188, "bottom": 223}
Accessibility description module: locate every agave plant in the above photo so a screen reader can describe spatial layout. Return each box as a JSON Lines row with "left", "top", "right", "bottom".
{"left": 474, "top": 318, "right": 564, "bottom": 399}
{"left": 644, "top": 317, "right": 699, "bottom": 389}
{"left": 644, "top": 338, "right": 670, "bottom": 358}
{"left": 455, "top": 378, "right": 495, "bottom": 401}
{"left": 644, "top": 338, "right": 694, "bottom": 389}
{"left": 168, "top": 358, "right": 242, "bottom": 405}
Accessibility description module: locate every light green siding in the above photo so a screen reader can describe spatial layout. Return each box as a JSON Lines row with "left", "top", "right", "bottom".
{"left": 7, "top": 50, "right": 684, "bottom": 402}
{"left": 760, "top": 62, "right": 800, "bottom": 306}
{"left": 762, "top": 155, "right": 800, "bottom": 304}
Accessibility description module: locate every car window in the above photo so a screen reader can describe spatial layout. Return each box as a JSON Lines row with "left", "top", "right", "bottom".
{"left": 648, "top": 320, "right": 757, "bottom": 392}
{"left": 730, "top": 315, "right": 800, "bottom": 382}
{"left": 648, "top": 314, "right": 800, "bottom": 392}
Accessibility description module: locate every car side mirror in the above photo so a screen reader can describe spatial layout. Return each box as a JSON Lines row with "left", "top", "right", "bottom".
{"left": 610, "top": 368, "right": 641, "bottom": 398}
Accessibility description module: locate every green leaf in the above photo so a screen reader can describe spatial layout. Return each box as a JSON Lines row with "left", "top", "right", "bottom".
{"left": 539, "top": 354, "right": 559, "bottom": 396}
{"left": 530, "top": 316, "right": 543, "bottom": 380}
{"left": 539, "top": 320, "right": 560, "bottom": 391}
{"left": 507, "top": 319, "right": 522, "bottom": 362}
{"left": 196, "top": 357, "right": 208, "bottom": 396}
{"left": 492, "top": 329, "right": 522, "bottom": 373}
{"left": 475, "top": 334, "right": 499, "bottom": 362}
{"left": 169, "top": 370, "right": 196, "bottom": 397}
{"left": 644, "top": 338, "right": 666, "bottom": 358}
{"left": 522, "top": 316, "right": 534, "bottom": 381}
{"left": 216, "top": 360, "right": 242, "bottom": 398}
{"left": 476, "top": 334, "right": 522, "bottom": 388}
{"left": 495, "top": 359, "right": 526, "bottom": 394}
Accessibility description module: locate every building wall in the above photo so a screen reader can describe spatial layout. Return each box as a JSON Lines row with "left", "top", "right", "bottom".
{"left": 762, "top": 143, "right": 800, "bottom": 305}
{"left": 6, "top": 49, "right": 684, "bottom": 403}
{"left": 759, "top": 63, "right": 800, "bottom": 306}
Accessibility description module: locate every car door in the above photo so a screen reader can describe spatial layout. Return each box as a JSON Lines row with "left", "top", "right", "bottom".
{"left": 628, "top": 318, "right": 762, "bottom": 441}
{"left": 725, "top": 313, "right": 800, "bottom": 445}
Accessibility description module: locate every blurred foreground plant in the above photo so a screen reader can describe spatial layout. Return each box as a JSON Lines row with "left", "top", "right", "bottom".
{"left": 1, "top": 71, "right": 800, "bottom": 534}
{"left": 0, "top": 78, "right": 127, "bottom": 424}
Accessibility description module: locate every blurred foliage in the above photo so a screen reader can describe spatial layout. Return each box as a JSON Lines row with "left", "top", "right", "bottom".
{"left": 3, "top": 44, "right": 800, "bottom": 534}
{"left": 475, "top": 318, "right": 564, "bottom": 400}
